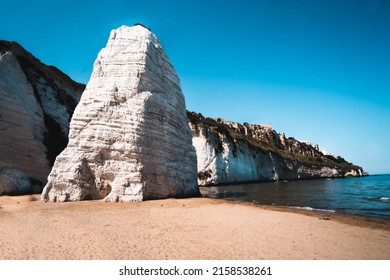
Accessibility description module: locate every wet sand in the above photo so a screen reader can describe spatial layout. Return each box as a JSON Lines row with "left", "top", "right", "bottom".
{"left": 0, "top": 195, "right": 389, "bottom": 260}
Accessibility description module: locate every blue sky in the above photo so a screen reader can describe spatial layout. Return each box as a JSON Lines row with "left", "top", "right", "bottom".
{"left": 1, "top": 0, "right": 389, "bottom": 174}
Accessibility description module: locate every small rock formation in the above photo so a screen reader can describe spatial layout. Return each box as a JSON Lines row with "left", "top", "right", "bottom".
{"left": 188, "top": 112, "right": 364, "bottom": 185}
{"left": 42, "top": 25, "right": 199, "bottom": 202}
{"left": 0, "top": 41, "right": 84, "bottom": 195}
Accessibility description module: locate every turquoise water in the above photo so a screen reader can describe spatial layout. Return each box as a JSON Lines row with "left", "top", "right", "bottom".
{"left": 200, "top": 174, "right": 390, "bottom": 219}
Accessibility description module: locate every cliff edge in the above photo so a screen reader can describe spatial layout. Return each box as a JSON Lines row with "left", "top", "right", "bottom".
{"left": 188, "top": 112, "right": 364, "bottom": 185}
{"left": 0, "top": 41, "right": 84, "bottom": 195}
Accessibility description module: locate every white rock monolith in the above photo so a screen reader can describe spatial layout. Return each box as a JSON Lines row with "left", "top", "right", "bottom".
{"left": 41, "top": 25, "right": 199, "bottom": 202}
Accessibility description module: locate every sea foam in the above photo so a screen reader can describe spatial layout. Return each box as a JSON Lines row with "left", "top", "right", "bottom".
{"left": 290, "top": 206, "right": 336, "bottom": 213}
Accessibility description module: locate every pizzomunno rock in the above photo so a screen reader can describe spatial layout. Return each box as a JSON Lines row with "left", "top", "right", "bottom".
{"left": 41, "top": 25, "right": 199, "bottom": 202}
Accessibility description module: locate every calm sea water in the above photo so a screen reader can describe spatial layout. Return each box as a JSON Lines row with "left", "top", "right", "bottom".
{"left": 200, "top": 174, "right": 390, "bottom": 219}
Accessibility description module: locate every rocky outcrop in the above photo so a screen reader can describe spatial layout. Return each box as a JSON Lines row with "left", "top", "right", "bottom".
{"left": 0, "top": 41, "right": 84, "bottom": 195}
{"left": 0, "top": 30, "right": 365, "bottom": 197}
{"left": 188, "top": 112, "right": 364, "bottom": 185}
{"left": 41, "top": 25, "right": 199, "bottom": 202}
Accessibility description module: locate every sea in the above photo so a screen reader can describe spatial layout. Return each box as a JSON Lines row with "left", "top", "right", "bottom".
{"left": 200, "top": 174, "right": 390, "bottom": 219}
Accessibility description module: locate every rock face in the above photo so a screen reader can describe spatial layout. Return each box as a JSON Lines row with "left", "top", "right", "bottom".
{"left": 1, "top": 31, "right": 365, "bottom": 197}
{"left": 0, "top": 41, "right": 84, "bottom": 195}
{"left": 188, "top": 112, "right": 364, "bottom": 185}
{"left": 42, "top": 25, "right": 199, "bottom": 202}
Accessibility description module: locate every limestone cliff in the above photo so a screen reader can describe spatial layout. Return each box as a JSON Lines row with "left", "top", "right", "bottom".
{"left": 1, "top": 34, "right": 364, "bottom": 196}
{"left": 188, "top": 112, "right": 364, "bottom": 185}
{"left": 0, "top": 41, "right": 84, "bottom": 195}
{"left": 42, "top": 25, "right": 199, "bottom": 202}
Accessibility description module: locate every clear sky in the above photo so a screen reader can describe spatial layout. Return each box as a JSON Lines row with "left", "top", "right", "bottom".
{"left": 1, "top": 0, "right": 389, "bottom": 174}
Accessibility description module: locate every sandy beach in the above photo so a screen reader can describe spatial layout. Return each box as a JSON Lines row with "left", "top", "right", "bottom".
{"left": 0, "top": 195, "right": 389, "bottom": 260}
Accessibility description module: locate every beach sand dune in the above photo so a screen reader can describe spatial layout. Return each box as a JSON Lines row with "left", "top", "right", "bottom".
{"left": 0, "top": 195, "right": 389, "bottom": 260}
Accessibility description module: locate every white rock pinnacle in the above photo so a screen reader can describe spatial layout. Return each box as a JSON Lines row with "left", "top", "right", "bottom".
{"left": 42, "top": 25, "right": 199, "bottom": 202}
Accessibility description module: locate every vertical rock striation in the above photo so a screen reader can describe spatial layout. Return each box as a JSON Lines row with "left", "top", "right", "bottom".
{"left": 42, "top": 25, "right": 199, "bottom": 202}
{"left": 0, "top": 41, "right": 83, "bottom": 195}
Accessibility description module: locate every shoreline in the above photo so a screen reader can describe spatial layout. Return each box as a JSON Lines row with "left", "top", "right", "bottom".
{"left": 252, "top": 202, "right": 390, "bottom": 231}
{"left": 1, "top": 195, "right": 389, "bottom": 260}
{"left": 199, "top": 174, "right": 390, "bottom": 222}
{"left": 204, "top": 197, "right": 390, "bottom": 231}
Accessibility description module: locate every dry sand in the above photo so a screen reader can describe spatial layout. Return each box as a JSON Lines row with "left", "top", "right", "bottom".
{"left": 0, "top": 194, "right": 389, "bottom": 260}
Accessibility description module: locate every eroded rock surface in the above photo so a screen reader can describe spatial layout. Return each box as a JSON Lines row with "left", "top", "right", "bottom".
{"left": 42, "top": 25, "right": 199, "bottom": 202}
{"left": 188, "top": 112, "right": 364, "bottom": 185}
{"left": 0, "top": 41, "right": 84, "bottom": 195}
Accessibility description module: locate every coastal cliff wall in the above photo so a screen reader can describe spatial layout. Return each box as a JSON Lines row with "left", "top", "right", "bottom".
{"left": 0, "top": 41, "right": 84, "bottom": 195}
{"left": 0, "top": 38, "right": 364, "bottom": 196}
{"left": 188, "top": 112, "right": 363, "bottom": 185}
